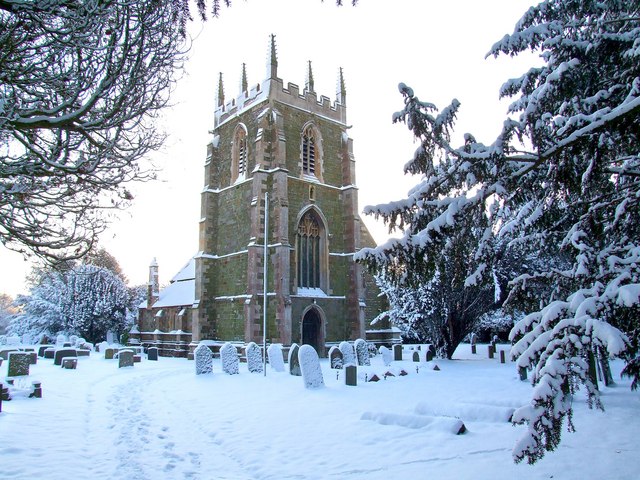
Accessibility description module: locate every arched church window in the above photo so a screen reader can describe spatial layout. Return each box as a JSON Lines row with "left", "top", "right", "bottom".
{"left": 297, "top": 211, "right": 323, "bottom": 289}
{"left": 232, "top": 124, "right": 248, "bottom": 183}
{"left": 301, "top": 124, "right": 322, "bottom": 179}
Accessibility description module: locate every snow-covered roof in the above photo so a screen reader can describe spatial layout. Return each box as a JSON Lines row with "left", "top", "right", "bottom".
{"left": 171, "top": 257, "right": 195, "bottom": 282}
{"left": 151, "top": 279, "right": 195, "bottom": 308}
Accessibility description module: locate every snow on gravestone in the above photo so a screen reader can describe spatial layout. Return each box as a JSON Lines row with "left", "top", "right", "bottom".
{"left": 288, "top": 343, "right": 301, "bottom": 376}
{"left": 328, "top": 346, "right": 343, "bottom": 369}
{"left": 298, "top": 344, "right": 324, "bottom": 389}
{"left": 267, "top": 344, "right": 285, "bottom": 372}
{"left": 338, "top": 341, "right": 356, "bottom": 367}
{"left": 194, "top": 344, "right": 213, "bottom": 375}
{"left": 220, "top": 342, "right": 239, "bottom": 375}
{"left": 354, "top": 339, "right": 370, "bottom": 366}
{"left": 379, "top": 346, "right": 393, "bottom": 366}
{"left": 246, "top": 342, "right": 263, "bottom": 374}
{"left": 118, "top": 350, "right": 134, "bottom": 368}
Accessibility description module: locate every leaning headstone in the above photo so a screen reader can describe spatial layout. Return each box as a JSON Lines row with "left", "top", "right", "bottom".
{"left": 345, "top": 364, "right": 357, "bottom": 386}
{"left": 299, "top": 344, "right": 324, "bottom": 389}
{"left": 393, "top": 344, "right": 403, "bottom": 361}
{"left": 105, "top": 348, "right": 116, "bottom": 360}
{"left": 54, "top": 348, "right": 77, "bottom": 366}
{"left": 288, "top": 343, "right": 301, "bottom": 376}
{"left": 8, "top": 352, "right": 30, "bottom": 376}
{"left": 220, "top": 342, "right": 239, "bottom": 375}
{"left": 354, "top": 338, "right": 371, "bottom": 366}
{"left": 118, "top": 349, "right": 134, "bottom": 368}
{"left": 329, "top": 346, "right": 343, "bottom": 369}
{"left": 379, "top": 346, "right": 393, "bottom": 366}
{"left": 147, "top": 347, "right": 159, "bottom": 361}
{"left": 194, "top": 344, "right": 213, "bottom": 375}
{"left": 338, "top": 341, "right": 356, "bottom": 367}
{"left": 267, "top": 344, "right": 285, "bottom": 372}
{"left": 246, "top": 342, "right": 263, "bottom": 374}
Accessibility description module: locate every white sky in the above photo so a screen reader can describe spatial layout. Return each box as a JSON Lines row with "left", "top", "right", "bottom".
{"left": 0, "top": 0, "right": 539, "bottom": 296}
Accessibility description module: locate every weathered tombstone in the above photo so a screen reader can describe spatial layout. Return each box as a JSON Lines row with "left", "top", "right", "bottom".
{"left": 393, "top": 344, "right": 403, "bottom": 361}
{"left": 44, "top": 348, "right": 55, "bottom": 359}
{"left": 338, "top": 341, "right": 356, "bottom": 367}
{"left": 267, "top": 344, "right": 285, "bottom": 372}
{"left": 328, "top": 346, "right": 343, "bottom": 369}
{"left": 299, "top": 344, "right": 324, "bottom": 389}
{"left": 147, "top": 347, "right": 159, "bottom": 361}
{"left": 61, "top": 357, "right": 77, "bottom": 369}
{"left": 220, "top": 342, "right": 239, "bottom": 375}
{"left": 194, "top": 344, "right": 213, "bottom": 375}
{"left": 246, "top": 342, "right": 263, "bottom": 374}
{"left": 118, "top": 349, "right": 134, "bottom": 368}
{"left": 38, "top": 345, "right": 50, "bottom": 357}
{"left": 0, "top": 348, "right": 18, "bottom": 360}
{"left": 105, "top": 348, "right": 116, "bottom": 360}
{"left": 354, "top": 338, "right": 371, "bottom": 366}
{"left": 27, "top": 352, "right": 37, "bottom": 365}
{"left": 54, "top": 348, "right": 77, "bottom": 366}
{"left": 379, "top": 346, "right": 393, "bottom": 366}
{"left": 412, "top": 351, "right": 420, "bottom": 362}
{"left": 345, "top": 364, "right": 357, "bottom": 386}
{"left": 488, "top": 344, "right": 494, "bottom": 359}
{"left": 8, "top": 352, "right": 30, "bottom": 376}
{"left": 30, "top": 381, "right": 42, "bottom": 398}
{"left": 288, "top": 343, "right": 301, "bottom": 376}
{"left": 500, "top": 350, "right": 506, "bottom": 364}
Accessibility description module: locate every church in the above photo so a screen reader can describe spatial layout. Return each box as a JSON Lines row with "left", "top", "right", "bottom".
{"left": 132, "top": 36, "right": 395, "bottom": 358}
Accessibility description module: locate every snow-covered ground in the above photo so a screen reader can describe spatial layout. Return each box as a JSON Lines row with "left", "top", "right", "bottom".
{"left": 1, "top": 344, "right": 638, "bottom": 479}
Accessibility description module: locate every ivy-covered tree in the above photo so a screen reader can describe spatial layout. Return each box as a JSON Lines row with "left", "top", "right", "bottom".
{"left": 357, "top": 0, "right": 639, "bottom": 465}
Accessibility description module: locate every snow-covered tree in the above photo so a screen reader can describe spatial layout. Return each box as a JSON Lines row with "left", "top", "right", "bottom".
{"left": 356, "top": 0, "right": 639, "bottom": 465}
{"left": 10, "top": 264, "right": 130, "bottom": 343}
{"left": 0, "top": 293, "right": 18, "bottom": 335}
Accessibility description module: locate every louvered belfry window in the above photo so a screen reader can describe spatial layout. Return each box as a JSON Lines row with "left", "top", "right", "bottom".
{"left": 297, "top": 211, "right": 321, "bottom": 288}
{"left": 302, "top": 126, "right": 316, "bottom": 176}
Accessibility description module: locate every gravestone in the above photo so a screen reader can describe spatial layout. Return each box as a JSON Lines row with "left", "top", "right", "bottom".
{"left": 8, "top": 352, "right": 30, "bottom": 376}
{"left": 299, "top": 344, "right": 324, "bottom": 389}
{"left": 488, "top": 345, "right": 494, "bottom": 359}
{"left": 519, "top": 366, "right": 528, "bottom": 382}
{"left": 354, "top": 338, "right": 370, "bottom": 366}
{"left": 194, "top": 344, "right": 213, "bottom": 375}
{"left": 345, "top": 364, "right": 357, "bottom": 386}
{"left": 0, "top": 348, "right": 18, "bottom": 360}
{"left": 105, "top": 348, "right": 116, "bottom": 360}
{"left": 118, "top": 350, "right": 134, "bottom": 368}
{"left": 44, "top": 348, "right": 55, "bottom": 359}
{"left": 470, "top": 332, "right": 477, "bottom": 345}
{"left": 30, "top": 381, "right": 42, "bottom": 398}
{"left": 106, "top": 331, "right": 116, "bottom": 344}
{"left": 288, "top": 343, "right": 301, "bottom": 376}
{"left": 500, "top": 350, "right": 506, "bottom": 364}
{"left": 379, "top": 346, "right": 393, "bottom": 366}
{"left": 54, "top": 348, "right": 77, "bottom": 366}
{"left": 267, "top": 344, "right": 285, "bottom": 372}
{"left": 393, "top": 344, "right": 403, "bottom": 361}
{"left": 55, "top": 334, "right": 66, "bottom": 347}
{"left": 61, "top": 357, "right": 77, "bottom": 369}
{"left": 147, "top": 347, "right": 159, "bottom": 361}
{"left": 329, "top": 346, "right": 343, "bottom": 369}
{"left": 338, "top": 341, "right": 356, "bottom": 367}
{"left": 471, "top": 344, "right": 477, "bottom": 354}
{"left": 27, "top": 352, "right": 37, "bottom": 365}
{"left": 38, "top": 345, "right": 50, "bottom": 357}
{"left": 220, "top": 342, "right": 239, "bottom": 375}
{"left": 412, "top": 351, "right": 420, "bottom": 362}
{"left": 69, "top": 335, "right": 79, "bottom": 346}
{"left": 246, "top": 342, "right": 263, "bottom": 374}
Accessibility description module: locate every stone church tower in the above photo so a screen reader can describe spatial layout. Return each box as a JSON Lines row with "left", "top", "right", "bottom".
{"left": 191, "top": 36, "right": 387, "bottom": 355}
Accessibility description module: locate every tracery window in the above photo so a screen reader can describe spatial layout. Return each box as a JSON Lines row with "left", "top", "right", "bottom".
{"left": 297, "top": 211, "right": 322, "bottom": 288}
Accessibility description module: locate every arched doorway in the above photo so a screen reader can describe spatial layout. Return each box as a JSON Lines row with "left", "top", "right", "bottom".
{"left": 302, "top": 308, "right": 322, "bottom": 355}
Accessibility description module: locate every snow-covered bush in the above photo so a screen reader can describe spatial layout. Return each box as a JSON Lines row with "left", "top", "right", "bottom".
{"left": 267, "top": 343, "right": 285, "bottom": 372}
{"left": 220, "top": 342, "right": 239, "bottom": 375}
{"left": 338, "top": 341, "right": 356, "bottom": 367}
{"left": 194, "top": 344, "right": 213, "bottom": 375}
{"left": 354, "top": 338, "right": 370, "bottom": 366}
{"left": 246, "top": 342, "right": 263, "bottom": 374}
{"left": 298, "top": 344, "right": 324, "bottom": 389}
{"left": 473, "top": 309, "right": 523, "bottom": 343}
